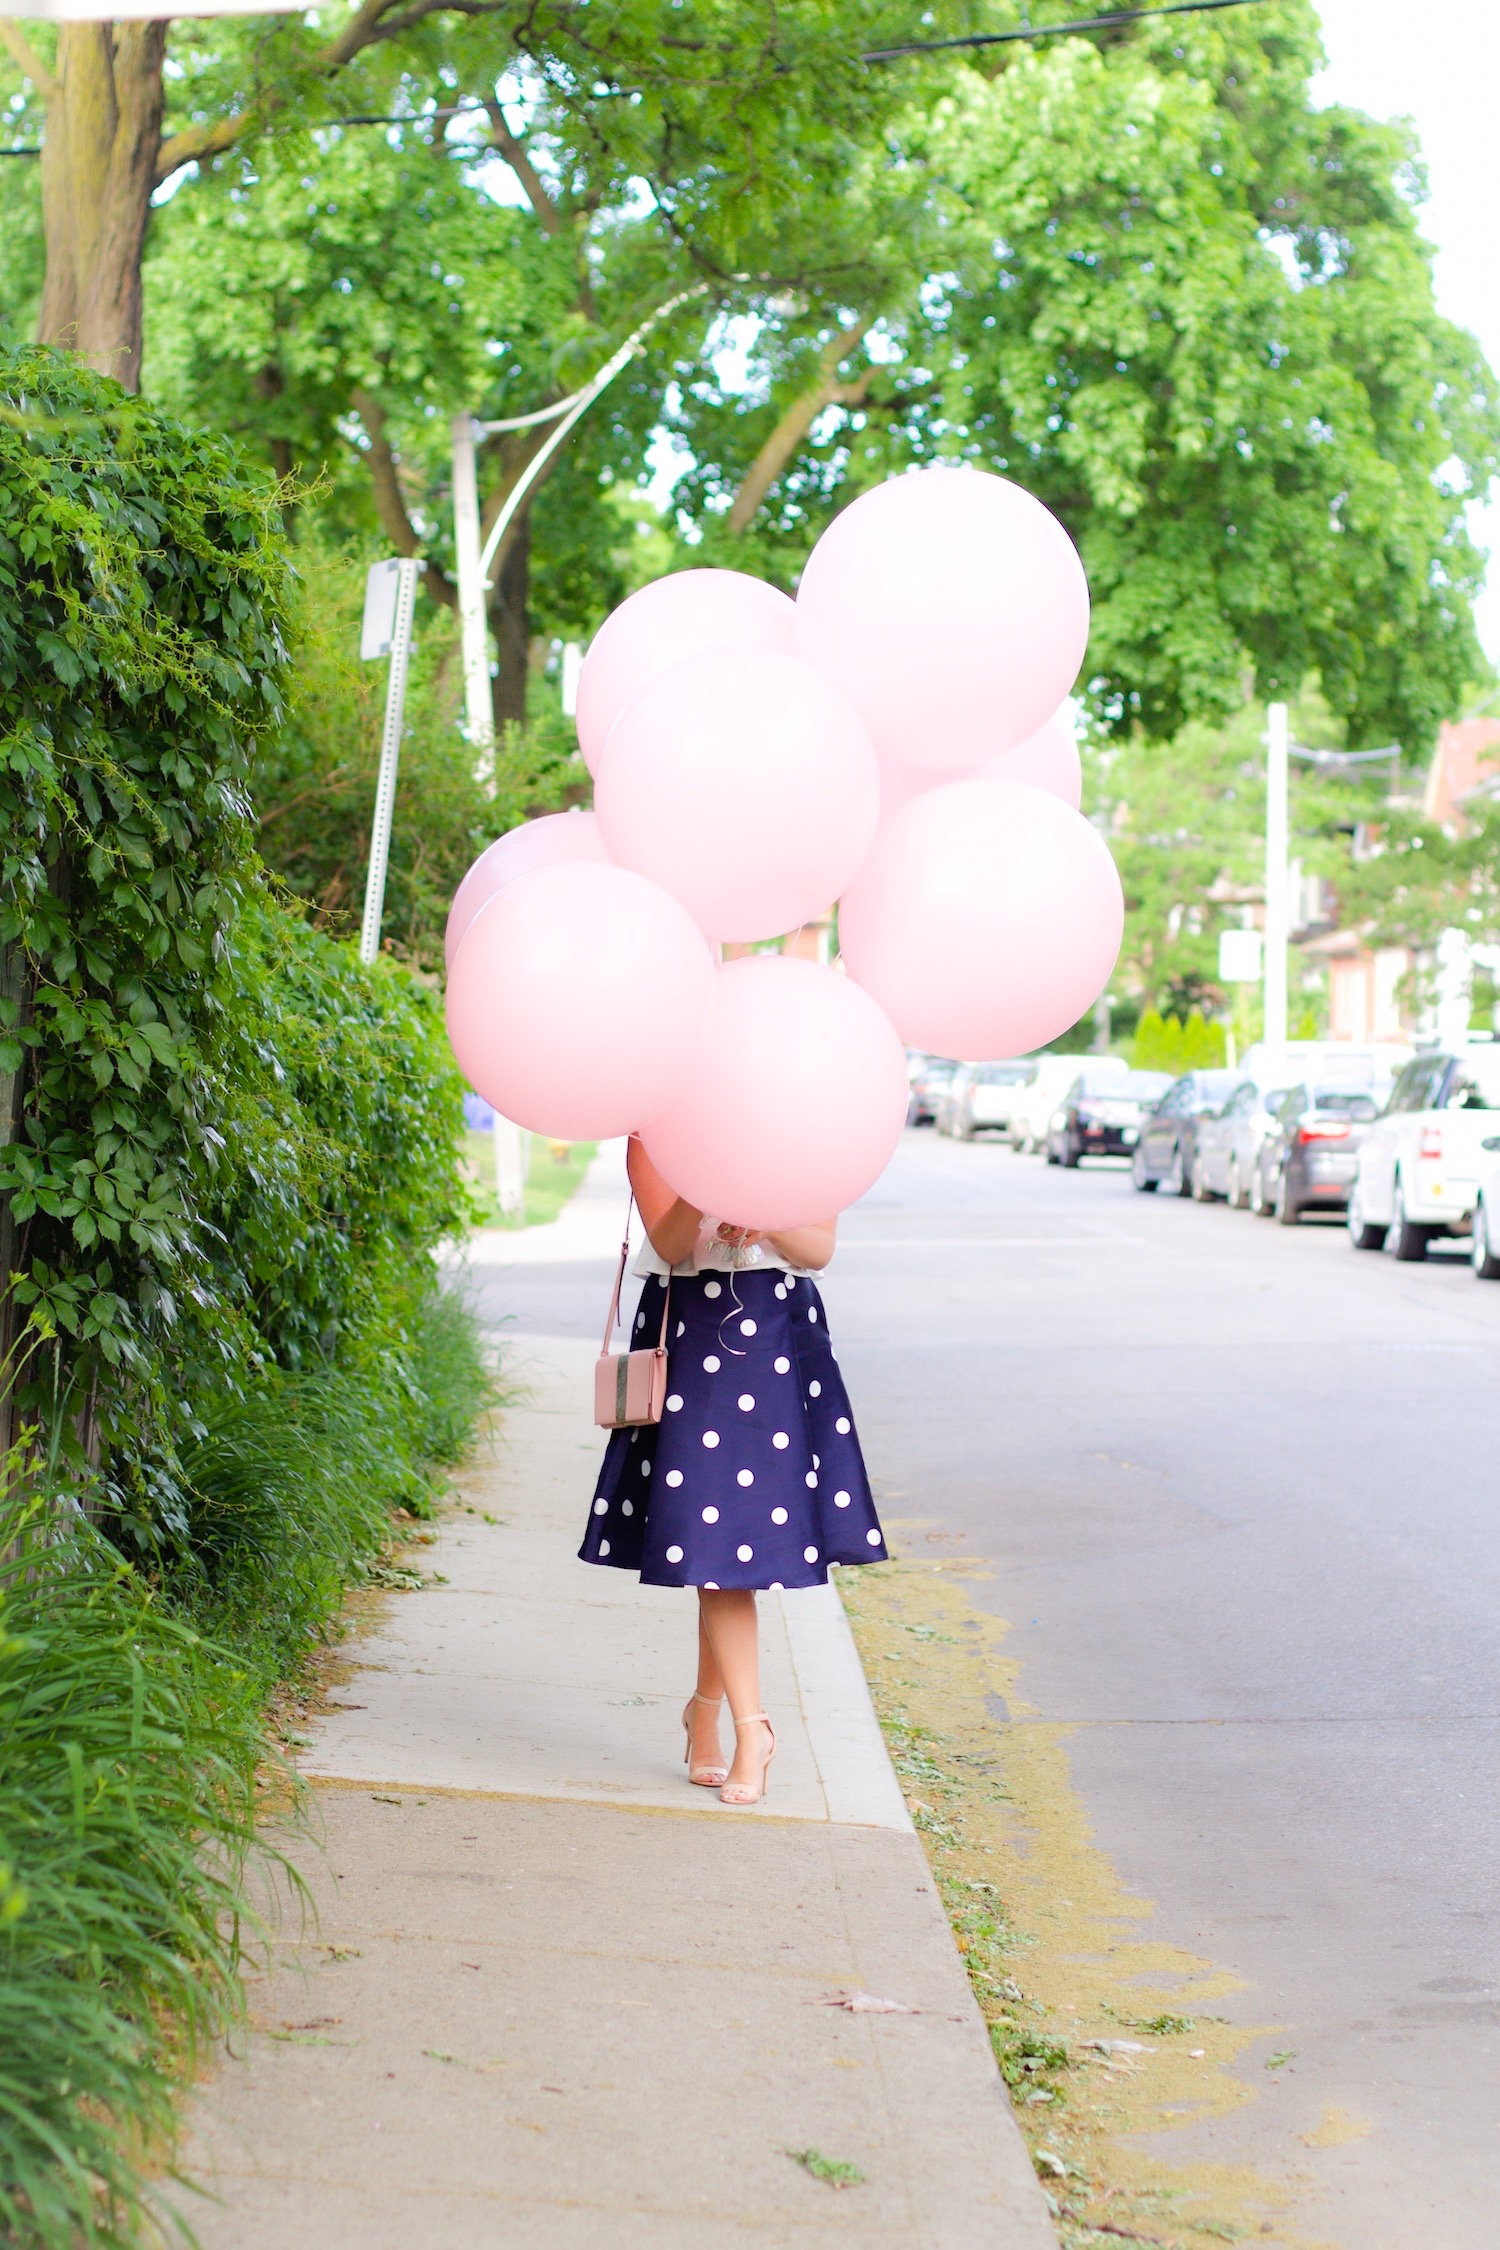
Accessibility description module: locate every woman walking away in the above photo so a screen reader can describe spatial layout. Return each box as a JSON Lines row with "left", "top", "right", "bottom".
{"left": 579, "top": 1136, "right": 887, "bottom": 1806}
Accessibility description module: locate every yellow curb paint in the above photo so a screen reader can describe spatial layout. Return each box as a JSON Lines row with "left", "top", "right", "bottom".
{"left": 841, "top": 1530, "right": 1338, "bottom": 2250}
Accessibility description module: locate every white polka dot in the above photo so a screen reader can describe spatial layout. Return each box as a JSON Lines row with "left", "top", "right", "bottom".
{"left": 866, "top": 1529, "right": 882, "bottom": 1546}
{"left": 804, "top": 1545, "right": 819, "bottom": 1564}
{"left": 770, "top": 1580, "right": 784, "bottom": 1591}
{"left": 740, "top": 1318, "right": 757, "bottom": 1337}
{"left": 676, "top": 1322, "right": 685, "bottom": 1338}
{"left": 834, "top": 1490, "right": 851, "bottom": 1508}
{"left": 836, "top": 1416, "right": 851, "bottom": 1435}
{"left": 736, "top": 1544, "right": 754, "bottom": 1562}
{"left": 737, "top": 1393, "right": 755, "bottom": 1412}
{"left": 704, "top": 1280, "right": 722, "bottom": 1299}
{"left": 666, "top": 1544, "right": 684, "bottom": 1564}
{"left": 666, "top": 1394, "right": 683, "bottom": 1413}
{"left": 771, "top": 1507, "right": 788, "bottom": 1525}
{"left": 702, "top": 1506, "right": 719, "bottom": 1524}
{"left": 809, "top": 1381, "right": 822, "bottom": 1399}
{"left": 774, "top": 1356, "right": 791, "bottom": 1374}
{"left": 621, "top": 1499, "right": 634, "bottom": 1516}
{"left": 703, "top": 1580, "right": 719, "bottom": 1590}
{"left": 737, "top": 1468, "right": 754, "bottom": 1487}
{"left": 805, "top": 1472, "right": 818, "bottom": 1489}
{"left": 813, "top": 1454, "right": 820, "bottom": 1469}
{"left": 642, "top": 1460, "right": 652, "bottom": 1478}
{"left": 702, "top": 1430, "right": 720, "bottom": 1449}
{"left": 703, "top": 1354, "right": 721, "bottom": 1373}
{"left": 774, "top": 1282, "right": 787, "bottom": 1299}
{"left": 772, "top": 1432, "right": 790, "bottom": 1450}
{"left": 593, "top": 1498, "right": 608, "bottom": 1516}
{"left": 809, "top": 1308, "right": 819, "bottom": 1323}
{"left": 666, "top": 1470, "right": 684, "bottom": 1488}
{"left": 599, "top": 1539, "right": 610, "bottom": 1556}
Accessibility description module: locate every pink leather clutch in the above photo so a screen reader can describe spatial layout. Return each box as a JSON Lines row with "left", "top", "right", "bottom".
{"left": 595, "top": 1200, "right": 671, "bottom": 1429}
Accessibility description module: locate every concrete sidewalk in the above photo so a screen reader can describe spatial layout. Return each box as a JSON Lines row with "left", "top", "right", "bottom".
{"left": 177, "top": 1170, "right": 1055, "bottom": 2246}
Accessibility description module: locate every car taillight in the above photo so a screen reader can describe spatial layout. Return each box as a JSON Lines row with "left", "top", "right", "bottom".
{"left": 1298, "top": 1122, "right": 1350, "bottom": 1143}
{"left": 1419, "top": 1125, "right": 1444, "bottom": 1161}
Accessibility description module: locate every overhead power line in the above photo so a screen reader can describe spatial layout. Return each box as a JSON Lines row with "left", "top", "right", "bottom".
{"left": 863, "top": 0, "right": 1269, "bottom": 64}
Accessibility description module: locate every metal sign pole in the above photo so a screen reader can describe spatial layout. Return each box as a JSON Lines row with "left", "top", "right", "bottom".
{"left": 1263, "top": 700, "right": 1290, "bottom": 1051}
{"left": 358, "top": 556, "right": 420, "bottom": 967}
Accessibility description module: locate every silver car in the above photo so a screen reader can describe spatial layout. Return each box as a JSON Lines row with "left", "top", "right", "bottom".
{"left": 1190, "top": 1078, "right": 1296, "bottom": 1208}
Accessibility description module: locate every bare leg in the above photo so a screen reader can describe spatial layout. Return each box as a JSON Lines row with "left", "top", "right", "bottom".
{"left": 686, "top": 1604, "right": 726, "bottom": 1777}
{"left": 698, "top": 1588, "right": 774, "bottom": 1800}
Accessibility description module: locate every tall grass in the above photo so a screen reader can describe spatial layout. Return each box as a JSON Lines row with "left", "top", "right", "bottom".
{"left": 0, "top": 1277, "right": 495, "bottom": 2249}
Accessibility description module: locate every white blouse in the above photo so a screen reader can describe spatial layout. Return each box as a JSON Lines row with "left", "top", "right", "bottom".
{"left": 633, "top": 1216, "right": 818, "bottom": 1281}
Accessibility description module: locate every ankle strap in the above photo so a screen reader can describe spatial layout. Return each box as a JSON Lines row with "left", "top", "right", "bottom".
{"left": 733, "top": 1711, "right": 770, "bottom": 1727}
{"left": 690, "top": 1692, "right": 720, "bottom": 1708}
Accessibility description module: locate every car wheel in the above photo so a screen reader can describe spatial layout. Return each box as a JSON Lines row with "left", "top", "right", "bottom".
{"left": 1063, "top": 1134, "right": 1082, "bottom": 1169}
{"left": 1191, "top": 1154, "right": 1215, "bottom": 1202}
{"left": 1249, "top": 1161, "right": 1269, "bottom": 1216}
{"left": 1473, "top": 1197, "right": 1500, "bottom": 1281}
{"left": 1347, "top": 1181, "right": 1387, "bottom": 1252}
{"left": 1274, "top": 1172, "right": 1300, "bottom": 1226}
{"left": 1227, "top": 1157, "right": 1248, "bottom": 1211}
{"left": 1132, "top": 1146, "right": 1157, "bottom": 1193}
{"left": 1384, "top": 1175, "right": 1428, "bottom": 1262}
{"left": 1165, "top": 1142, "right": 1190, "bottom": 1197}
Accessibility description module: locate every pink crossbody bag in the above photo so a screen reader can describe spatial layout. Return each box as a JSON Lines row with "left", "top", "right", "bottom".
{"left": 594, "top": 1196, "right": 672, "bottom": 1429}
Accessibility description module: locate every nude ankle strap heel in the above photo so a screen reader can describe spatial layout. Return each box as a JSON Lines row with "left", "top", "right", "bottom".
{"left": 719, "top": 1712, "right": 776, "bottom": 1807}
{"left": 682, "top": 1694, "right": 728, "bottom": 1788}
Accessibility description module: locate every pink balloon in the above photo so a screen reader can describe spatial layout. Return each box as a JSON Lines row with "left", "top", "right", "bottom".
{"left": 641, "top": 957, "right": 909, "bottom": 1231}
{"left": 879, "top": 762, "right": 968, "bottom": 816}
{"left": 444, "top": 810, "right": 610, "bottom": 969}
{"left": 575, "top": 569, "right": 797, "bottom": 774}
{"left": 982, "top": 712, "right": 1082, "bottom": 809}
{"left": 445, "top": 861, "right": 714, "bottom": 1140}
{"left": 795, "top": 467, "right": 1089, "bottom": 771}
{"left": 838, "top": 778, "right": 1123, "bottom": 1060}
{"left": 594, "top": 646, "right": 880, "bottom": 945}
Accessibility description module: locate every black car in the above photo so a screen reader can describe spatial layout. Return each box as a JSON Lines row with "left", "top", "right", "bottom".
{"left": 1255, "top": 1083, "right": 1380, "bottom": 1224}
{"left": 1131, "top": 1069, "right": 1242, "bottom": 1195}
{"left": 1047, "top": 1067, "right": 1173, "bottom": 1166}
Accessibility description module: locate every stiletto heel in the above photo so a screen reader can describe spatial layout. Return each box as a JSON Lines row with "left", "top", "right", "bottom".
{"left": 682, "top": 1693, "right": 728, "bottom": 1788}
{"left": 719, "top": 1713, "right": 776, "bottom": 1807}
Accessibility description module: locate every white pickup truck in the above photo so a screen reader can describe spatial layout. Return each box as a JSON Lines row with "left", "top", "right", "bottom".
{"left": 1348, "top": 1043, "right": 1500, "bottom": 1260}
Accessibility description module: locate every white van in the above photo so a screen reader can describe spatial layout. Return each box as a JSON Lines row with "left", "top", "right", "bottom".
{"left": 1009, "top": 1053, "right": 1126, "bottom": 1153}
{"left": 1348, "top": 1042, "right": 1500, "bottom": 1259}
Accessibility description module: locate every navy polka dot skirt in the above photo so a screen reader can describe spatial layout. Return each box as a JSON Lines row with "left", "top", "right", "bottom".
{"left": 579, "top": 1267, "right": 887, "bottom": 1591}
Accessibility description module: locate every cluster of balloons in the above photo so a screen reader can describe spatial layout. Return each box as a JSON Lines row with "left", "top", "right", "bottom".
{"left": 445, "top": 466, "right": 1123, "bottom": 1230}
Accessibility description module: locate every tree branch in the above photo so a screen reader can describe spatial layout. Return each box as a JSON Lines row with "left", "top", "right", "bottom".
{"left": 726, "top": 319, "right": 870, "bottom": 533}
{"left": 153, "top": 110, "right": 250, "bottom": 187}
{"left": 0, "top": 19, "right": 60, "bottom": 104}
{"left": 351, "top": 387, "right": 458, "bottom": 607}
{"left": 483, "top": 99, "right": 561, "bottom": 234}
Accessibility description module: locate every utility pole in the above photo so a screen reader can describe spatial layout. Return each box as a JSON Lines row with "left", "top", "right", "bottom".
{"left": 450, "top": 415, "right": 495, "bottom": 783}
{"left": 1264, "top": 701, "right": 1289, "bottom": 1052}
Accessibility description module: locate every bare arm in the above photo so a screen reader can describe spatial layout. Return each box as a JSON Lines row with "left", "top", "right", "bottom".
{"left": 628, "top": 1137, "right": 704, "bottom": 1267}
{"left": 717, "top": 1218, "right": 837, "bottom": 1271}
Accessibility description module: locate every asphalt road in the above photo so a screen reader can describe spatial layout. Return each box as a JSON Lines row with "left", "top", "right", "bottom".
{"left": 473, "top": 1129, "right": 1500, "bottom": 2247}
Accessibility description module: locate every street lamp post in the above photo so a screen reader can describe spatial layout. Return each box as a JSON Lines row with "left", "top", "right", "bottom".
{"left": 358, "top": 556, "right": 422, "bottom": 968}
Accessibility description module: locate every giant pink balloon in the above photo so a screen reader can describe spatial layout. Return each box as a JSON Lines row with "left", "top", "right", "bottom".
{"left": 575, "top": 569, "right": 797, "bottom": 774}
{"left": 879, "top": 761, "right": 967, "bottom": 817}
{"left": 445, "top": 861, "right": 714, "bottom": 1140}
{"left": 838, "top": 778, "right": 1123, "bottom": 1060}
{"left": 795, "top": 467, "right": 1089, "bottom": 772}
{"left": 982, "top": 711, "right": 1082, "bottom": 809}
{"left": 444, "top": 809, "right": 610, "bottom": 969}
{"left": 641, "top": 957, "right": 909, "bottom": 1231}
{"left": 594, "top": 646, "right": 880, "bottom": 945}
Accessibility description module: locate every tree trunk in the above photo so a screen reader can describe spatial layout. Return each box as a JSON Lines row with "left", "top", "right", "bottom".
{"left": 489, "top": 510, "right": 531, "bottom": 732}
{"left": 35, "top": 22, "right": 167, "bottom": 391}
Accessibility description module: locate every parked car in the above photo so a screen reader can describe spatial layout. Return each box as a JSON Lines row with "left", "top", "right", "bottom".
{"left": 907, "top": 1054, "right": 959, "bottom": 1127}
{"left": 1190, "top": 1078, "right": 1294, "bottom": 1207}
{"left": 1046, "top": 1067, "right": 1173, "bottom": 1166}
{"left": 1131, "top": 1070, "right": 1242, "bottom": 1195}
{"left": 1010, "top": 1053, "right": 1127, "bottom": 1153}
{"left": 1471, "top": 1134, "right": 1500, "bottom": 1279}
{"left": 1252, "top": 1083, "right": 1382, "bottom": 1223}
{"left": 940, "top": 1059, "right": 1037, "bottom": 1140}
{"left": 1348, "top": 1042, "right": 1500, "bottom": 1259}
